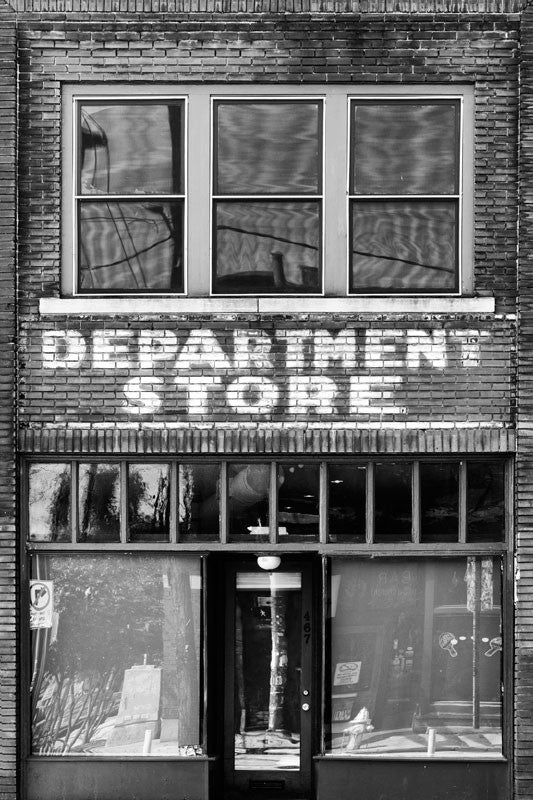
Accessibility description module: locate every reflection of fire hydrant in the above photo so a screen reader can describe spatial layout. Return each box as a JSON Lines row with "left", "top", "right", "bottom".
{"left": 343, "top": 707, "right": 374, "bottom": 750}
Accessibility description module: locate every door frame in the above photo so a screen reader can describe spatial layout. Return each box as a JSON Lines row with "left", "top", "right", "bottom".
{"left": 211, "top": 554, "right": 318, "bottom": 800}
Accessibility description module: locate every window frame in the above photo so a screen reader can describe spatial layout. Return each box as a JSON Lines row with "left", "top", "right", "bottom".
{"left": 62, "top": 85, "right": 475, "bottom": 302}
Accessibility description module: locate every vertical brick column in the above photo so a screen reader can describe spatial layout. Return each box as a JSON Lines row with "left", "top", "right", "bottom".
{"left": 0, "top": 4, "right": 17, "bottom": 799}
{"left": 517, "top": 7, "right": 533, "bottom": 799}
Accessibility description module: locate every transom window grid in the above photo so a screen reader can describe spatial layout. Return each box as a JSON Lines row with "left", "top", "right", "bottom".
{"left": 26, "top": 458, "right": 509, "bottom": 548}
{"left": 65, "top": 87, "right": 473, "bottom": 299}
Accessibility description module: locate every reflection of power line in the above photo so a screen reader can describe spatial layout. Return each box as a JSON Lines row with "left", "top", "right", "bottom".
{"left": 217, "top": 224, "right": 318, "bottom": 251}
{"left": 81, "top": 230, "right": 174, "bottom": 271}
{"left": 352, "top": 248, "right": 454, "bottom": 273}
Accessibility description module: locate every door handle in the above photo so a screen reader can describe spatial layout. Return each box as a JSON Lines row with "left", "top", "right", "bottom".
{"left": 302, "top": 703, "right": 310, "bottom": 712}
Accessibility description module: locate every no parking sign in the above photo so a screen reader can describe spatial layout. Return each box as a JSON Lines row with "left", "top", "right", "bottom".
{"left": 29, "top": 581, "right": 54, "bottom": 629}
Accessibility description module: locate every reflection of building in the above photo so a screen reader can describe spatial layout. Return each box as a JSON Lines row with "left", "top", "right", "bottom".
{"left": 3, "top": 1, "right": 533, "bottom": 800}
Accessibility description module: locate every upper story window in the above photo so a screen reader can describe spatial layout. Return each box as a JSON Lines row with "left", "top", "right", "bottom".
{"left": 63, "top": 86, "right": 473, "bottom": 299}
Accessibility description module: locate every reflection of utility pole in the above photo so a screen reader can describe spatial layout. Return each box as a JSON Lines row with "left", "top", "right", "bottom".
{"left": 267, "top": 576, "right": 288, "bottom": 733}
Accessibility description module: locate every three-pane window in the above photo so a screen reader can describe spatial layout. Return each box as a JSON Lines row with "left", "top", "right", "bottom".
{"left": 67, "top": 88, "right": 472, "bottom": 298}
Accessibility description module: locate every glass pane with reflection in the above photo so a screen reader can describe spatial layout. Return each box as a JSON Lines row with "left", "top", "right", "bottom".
{"left": 235, "top": 570, "right": 301, "bottom": 771}
{"left": 78, "top": 463, "right": 120, "bottom": 543}
{"left": 30, "top": 554, "right": 202, "bottom": 756}
{"left": 178, "top": 463, "right": 220, "bottom": 542}
{"left": 228, "top": 463, "right": 271, "bottom": 543}
{"left": 467, "top": 462, "right": 505, "bottom": 543}
{"left": 215, "top": 100, "right": 321, "bottom": 195}
{"left": 351, "top": 101, "right": 459, "bottom": 196}
{"left": 29, "top": 463, "right": 71, "bottom": 542}
{"left": 213, "top": 201, "right": 321, "bottom": 294}
{"left": 128, "top": 464, "right": 170, "bottom": 542}
{"left": 374, "top": 462, "right": 412, "bottom": 542}
{"left": 278, "top": 463, "right": 319, "bottom": 540}
{"left": 420, "top": 462, "right": 459, "bottom": 543}
{"left": 328, "top": 464, "right": 366, "bottom": 543}
{"left": 80, "top": 102, "right": 184, "bottom": 195}
{"left": 327, "top": 557, "right": 502, "bottom": 757}
{"left": 79, "top": 200, "right": 184, "bottom": 292}
{"left": 350, "top": 200, "right": 457, "bottom": 293}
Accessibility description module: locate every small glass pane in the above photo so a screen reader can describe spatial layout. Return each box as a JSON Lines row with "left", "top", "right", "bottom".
{"left": 351, "top": 101, "right": 459, "bottom": 196}
{"left": 80, "top": 102, "right": 184, "bottom": 195}
{"left": 178, "top": 463, "right": 220, "bottom": 542}
{"left": 328, "top": 464, "right": 366, "bottom": 543}
{"left": 78, "top": 463, "right": 120, "bottom": 543}
{"left": 213, "top": 201, "right": 321, "bottom": 295}
{"left": 350, "top": 200, "right": 458, "bottom": 293}
{"left": 128, "top": 464, "right": 170, "bottom": 542}
{"left": 467, "top": 462, "right": 505, "bottom": 543}
{"left": 235, "top": 571, "right": 302, "bottom": 771}
{"left": 228, "top": 463, "right": 271, "bottom": 543}
{"left": 327, "top": 558, "right": 502, "bottom": 757}
{"left": 31, "top": 554, "right": 202, "bottom": 756}
{"left": 29, "top": 463, "right": 71, "bottom": 542}
{"left": 374, "top": 462, "right": 412, "bottom": 542}
{"left": 215, "top": 100, "right": 321, "bottom": 195}
{"left": 278, "top": 463, "right": 319, "bottom": 540}
{"left": 79, "top": 200, "right": 184, "bottom": 292}
{"left": 420, "top": 463, "right": 459, "bottom": 543}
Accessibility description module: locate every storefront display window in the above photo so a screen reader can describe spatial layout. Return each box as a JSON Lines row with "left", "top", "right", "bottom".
{"left": 327, "top": 557, "right": 502, "bottom": 757}
{"left": 30, "top": 554, "right": 202, "bottom": 756}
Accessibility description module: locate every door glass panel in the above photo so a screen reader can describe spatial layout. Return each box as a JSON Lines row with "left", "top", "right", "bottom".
{"left": 234, "top": 571, "right": 302, "bottom": 771}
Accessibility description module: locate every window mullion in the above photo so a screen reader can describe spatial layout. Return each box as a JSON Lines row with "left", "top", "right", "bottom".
{"left": 71, "top": 460, "right": 78, "bottom": 544}
{"left": 270, "top": 462, "right": 278, "bottom": 544}
{"left": 459, "top": 460, "right": 467, "bottom": 544}
{"left": 220, "top": 462, "right": 228, "bottom": 544}
{"left": 412, "top": 461, "right": 420, "bottom": 544}
{"left": 120, "top": 462, "right": 128, "bottom": 544}
{"left": 319, "top": 462, "right": 328, "bottom": 544}
{"left": 323, "top": 93, "right": 348, "bottom": 296}
{"left": 366, "top": 461, "right": 374, "bottom": 544}
{"left": 188, "top": 92, "right": 211, "bottom": 296}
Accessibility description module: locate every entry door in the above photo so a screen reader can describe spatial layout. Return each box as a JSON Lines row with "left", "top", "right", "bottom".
{"left": 224, "top": 561, "right": 315, "bottom": 800}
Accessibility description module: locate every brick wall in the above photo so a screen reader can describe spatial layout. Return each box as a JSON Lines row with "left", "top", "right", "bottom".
{"left": 14, "top": 5, "right": 520, "bottom": 800}
{"left": 0, "top": 5, "right": 17, "bottom": 800}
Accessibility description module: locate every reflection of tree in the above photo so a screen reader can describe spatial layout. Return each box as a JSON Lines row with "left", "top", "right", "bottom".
{"left": 48, "top": 469, "right": 70, "bottom": 542}
{"left": 129, "top": 468, "right": 169, "bottom": 537}
{"left": 32, "top": 556, "right": 199, "bottom": 754}
{"left": 79, "top": 465, "right": 120, "bottom": 542}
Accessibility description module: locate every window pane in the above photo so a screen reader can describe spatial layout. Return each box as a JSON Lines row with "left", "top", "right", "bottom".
{"left": 80, "top": 102, "right": 184, "bottom": 195}
{"left": 178, "top": 463, "right": 220, "bottom": 542}
{"left": 29, "top": 463, "right": 71, "bottom": 542}
{"left": 278, "top": 463, "right": 319, "bottom": 540}
{"left": 350, "top": 200, "right": 458, "bottom": 293}
{"left": 374, "top": 462, "right": 412, "bottom": 542}
{"left": 213, "top": 201, "right": 321, "bottom": 294}
{"left": 351, "top": 102, "right": 459, "bottom": 196}
{"left": 228, "top": 463, "right": 271, "bottom": 543}
{"left": 30, "top": 554, "right": 202, "bottom": 756}
{"left": 79, "top": 200, "right": 184, "bottom": 292}
{"left": 215, "top": 100, "right": 321, "bottom": 195}
{"left": 327, "top": 558, "right": 502, "bottom": 757}
{"left": 78, "top": 463, "right": 120, "bottom": 543}
{"left": 467, "top": 462, "right": 505, "bottom": 543}
{"left": 420, "top": 463, "right": 459, "bottom": 544}
{"left": 328, "top": 464, "right": 366, "bottom": 543}
{"left": 128, "top": 464, "right": 170, "bottom": 542}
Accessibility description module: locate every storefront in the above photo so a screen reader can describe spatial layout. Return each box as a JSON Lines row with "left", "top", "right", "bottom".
{"left": 23, "top": 455, "right": 511, "bottom": 800}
